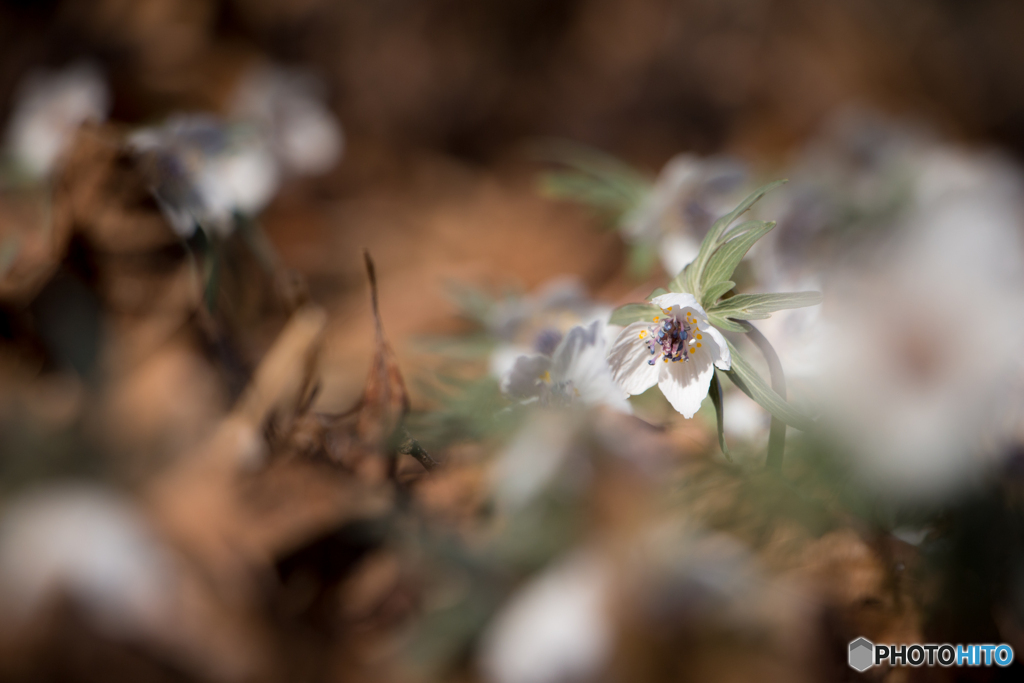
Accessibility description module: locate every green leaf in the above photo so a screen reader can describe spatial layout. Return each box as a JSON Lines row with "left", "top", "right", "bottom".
{"left": 684, "top": 180, "right": 787, "bottom": 296}
{"left": 709, "top": 370, "right": 730, "bottom": 458}
{"left": 722, "top": 341, "right": 815, "bottom": 431}
{"left": 540, "top": 172, "right": 641, "bottom": 214}
{"left": 646, "top": 287, "right": 668, "bottom": 301}
{"left": 701, "top": 280, "right": 736, "bottom": 308}
{"left": 707, "top": 179, "right": 787, "bottom": 244}
{"left": 534, "top": 140, "right": 651, "bottom": 218}
{"left": 698, "top": 221, "right": 775, "bottom": 296}
{"left": 609, "top": 303, "right": 660, "bottom": 326}
{"left": 667, "top": 261, "right": 696, "bottom": 294}
{"left": 710, "top": 291, "right": 823, "bottom": 320}
{"left": 706, "top": 312, "right": 748, "bottom": 333}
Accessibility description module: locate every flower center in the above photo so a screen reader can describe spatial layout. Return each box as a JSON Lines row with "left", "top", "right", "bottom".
{"left": 638, "top": 311, "right": 703, "bottom": 365}
{"left": 537, "top": 371, "right": 580, "bottom": 406}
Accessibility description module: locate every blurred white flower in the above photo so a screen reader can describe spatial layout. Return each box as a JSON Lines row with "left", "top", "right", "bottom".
{"left": 231, "top": 64, "right": 344, "bottom": 177}
{"left": 502, "top": 321, "right": 630, "bottom": 412}
{"left": 722, "top": 388, "right": 770, "bottom": 442}
{"left": 824, "top": 147, "right": 1024, "bottom": 498}
{"left": 624, "top": 154, "right": 745, "bottom": 275}
{"left": 4, "top": 61, "right": 109, "bottom": 178}
{"left": 485, "top": 278, "right": 611, "bottom": 379}
{"left": 130, "top": 115, "right": 279, "bottom": 237}
{"left": 479, "top": 550, "right": 611, "bottom": 683}
{"left": 0, "top": 485, "right": 177, "bottom": 639}
{"left": 608, "top": 293, "right": 731, "bottom": 418}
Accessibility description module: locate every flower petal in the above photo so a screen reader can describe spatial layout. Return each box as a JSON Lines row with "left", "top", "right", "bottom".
{"left": 607, "top": 322, "right": 660, "bottom": 396}
{"left": 650, "top": 292, "right": 707, "bottom": 318}
{"left": 704, "top": 325, "right": 731, "bottom": 370}
{"left": 658, "top": 352, "right": 715, "bottom": 418}
{"left": 553, "top": 322, "right": 631, "bottom": 413}
{"left": 502, "top": 355, "right": 551, "bottom": 399}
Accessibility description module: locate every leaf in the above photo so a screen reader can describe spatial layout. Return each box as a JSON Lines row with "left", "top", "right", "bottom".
{"left": 701, "top": 280, "right": 736, "bottom": 309}
{"left": 534, "top": 140, "right": 650, "bottom": 218}
{"left": 722, "top": 341, "right": 815, "bottom": 431}
{"left": 710, "top": 291, "right": 823, "bottom": 320}
{"left": 667, "top": 261, "right": 696, "bottom": 294}
{"left": 610, "top": 303, "right": 660, "bottom": 326}
{"left": 646, "top": 287, "right": 668, "bottom": 301}
{"left": 698, "top": 221, "right": 775, "bottom": 295}
{"left": 684, "top": 180, "right": 786, "bottom": 294}
{"left": 357, "top": 251, "right": 411, "bottom": 447}
{"left": 709, "top": 370, "right": 730, "bottom": 458}
{"left": 682, "top": 180, "right": 787, "bottom": 299}
{"left": 540, "top": 172, "right": 640, "bottom": 214}
{"left": 707, "top": 312, "right": 748, "bottom": 333}
{"left": 706, "top": 179, "right": 787, "bottom": 245}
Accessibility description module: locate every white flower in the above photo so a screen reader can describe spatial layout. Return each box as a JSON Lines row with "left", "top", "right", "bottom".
{"left": 623, "top": 154, "right": 745, "bottom": 275}
{"left": 230, "top": 64, "right": 344, "bottom": 177}
{"left": 129, "top": 115, "right": 279, "bottom": 237}
{"left": 823, "top": 147, "right": 1024, "bottom": 499}
{"left": 0, "top": 486, "right": 177, "bottom": 638}
{"left": 4, "top": 62, "right": 109, "bottom": 178}
{"left": 502, "top": 321, "right": 630, "bottom": 413}
{"left": 607, "top": 293, "right": 731, "bottom": 418}
{"left": 479, "top": 550, "right": 611, "bottom": 683}
{"left": 485, "top": 277, "right": 611, "bottom": 379}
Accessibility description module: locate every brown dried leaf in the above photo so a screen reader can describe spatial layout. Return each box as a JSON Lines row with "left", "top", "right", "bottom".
{"left": 354, "top": 250, "right": 410, "bottom": 448}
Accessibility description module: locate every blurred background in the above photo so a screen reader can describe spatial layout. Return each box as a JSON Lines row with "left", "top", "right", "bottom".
{"left": 2, "top": 0, "right": 1024, "bottom": 681}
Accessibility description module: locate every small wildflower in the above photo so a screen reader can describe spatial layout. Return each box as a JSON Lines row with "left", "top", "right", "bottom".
{"left": 502, "top": 321, "right": 630, "bottom": 412}
{"left": 230, "top": 64, "right": 344, "bottom": 177}
{"left": 129, "top": 115, "right": 278, "bottom": 238}
{"left": 4, "top": 62, "right": 109, "bottom": 179}
{"left": 624, "top": 154, "right": 745, "bottom": 275}
{"left": 607, "top": 293, "right": 730, "bottom": 418}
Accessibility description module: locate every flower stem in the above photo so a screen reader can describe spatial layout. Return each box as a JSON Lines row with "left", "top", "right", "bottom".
{"left": 744, "top": 322, "right": 787, "bottom": 471}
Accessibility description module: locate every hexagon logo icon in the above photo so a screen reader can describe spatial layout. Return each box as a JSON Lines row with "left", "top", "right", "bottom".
{"left": 849, "top": 637, "right": 874, "bottom": 672}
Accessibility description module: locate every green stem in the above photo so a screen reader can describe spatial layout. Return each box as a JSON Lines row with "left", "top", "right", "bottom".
{"left": 744, "top": 322, "right": 787, "bottom": 471}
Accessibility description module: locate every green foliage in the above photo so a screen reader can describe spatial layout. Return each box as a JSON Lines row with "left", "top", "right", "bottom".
{"left": 711, "top": 292, "right": 823, "bottom": 320}
{"left": 702, "top": 280, "right": 735, "bottom": 305}
{"left": 646, "top": 287, "right": 669, "bottom": 300}
{"left": 722, "top": 340, "right": 815, "bottom": 431}
{"left": 698, "top": 221, "right": 775, "bottom": 307}
{"left": 609, "top": 303, "right": 661, "bottom": 326}
{"left": 706, "top": 311, "right": 748, "bottom": 333}
{"left": 536, "top": 140, "right": 651, "bottom": 222}
{"left": 668, "top": 180, "right": 787, "bottom": 300}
